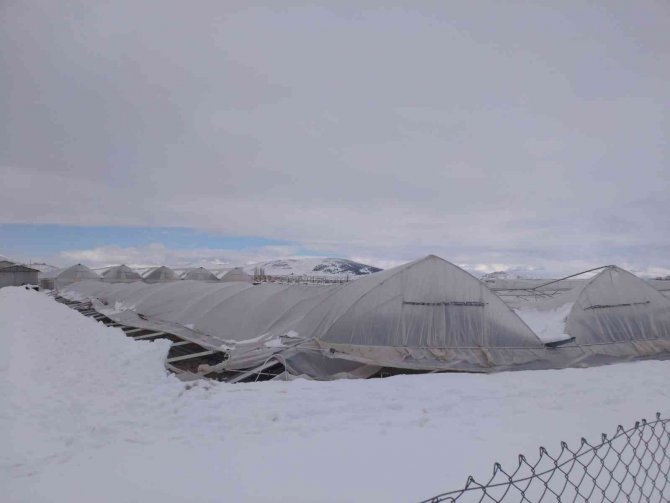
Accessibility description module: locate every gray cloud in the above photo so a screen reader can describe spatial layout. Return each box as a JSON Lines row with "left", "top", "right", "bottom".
{"left": 1, "top": 1, "right": 669, "bottom": 275}
{"left": 58, "top": 243, "right": 306, "bottom": 270}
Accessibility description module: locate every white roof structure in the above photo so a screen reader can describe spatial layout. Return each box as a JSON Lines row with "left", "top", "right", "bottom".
{"left": 181, "top": 267, "right": 218, "bottom": 282}
{"left": 61, "top": 278, "right": 347, "bottom": 375}
{"left": 101, "top": 265, "right": 142, "bottom": 283}
{"left": 54, "top": 264, "right": 100, "bottom": 288}
{"left": 143, "top": 266, "right": 178, "bottom": 283}
{"left": 195, "top": 283, "right": 339, "bottom": 343}
{"left": 62, "top": 279, "right": 336, "bottom": 341}
{"left": 220, "top": 267, "right": 253, "bottom": 283}
{"left": 565, "top": 266, "right": 670, "bottom": 360}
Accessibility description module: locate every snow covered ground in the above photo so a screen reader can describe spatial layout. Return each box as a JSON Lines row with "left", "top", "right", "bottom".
{"left": 2, "top": 287, "right": 669, "bottom": 502}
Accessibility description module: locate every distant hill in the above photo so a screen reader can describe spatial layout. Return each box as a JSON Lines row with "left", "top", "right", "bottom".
{"left": 243, "top": 257, "right": 382, "bottom": 278}
{"left": 480, "top": 270, "right": 532, "bottom": 283}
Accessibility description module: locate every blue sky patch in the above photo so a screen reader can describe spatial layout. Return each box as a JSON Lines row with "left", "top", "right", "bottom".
{"left": 0, "top": 224, "right": 292, "bottom": 258}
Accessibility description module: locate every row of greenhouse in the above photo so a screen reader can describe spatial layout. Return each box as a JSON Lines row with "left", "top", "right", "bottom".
{"left": 58, "top": 255, "right": 670, "bottom": 380}
{"left": 41, "top": 263, "right": 251, "bottom": 290}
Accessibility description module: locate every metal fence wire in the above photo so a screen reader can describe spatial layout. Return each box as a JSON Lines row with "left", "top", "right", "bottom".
{"left": 421, "top": 413, "right": 670, "bottom": 503}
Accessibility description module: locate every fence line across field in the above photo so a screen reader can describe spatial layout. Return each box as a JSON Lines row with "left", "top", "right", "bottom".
{"left": 420, "top": 413, "right": 670, "bottom": 503}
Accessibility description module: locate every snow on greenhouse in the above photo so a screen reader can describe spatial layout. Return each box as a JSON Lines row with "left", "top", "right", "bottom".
{"left": 59, "top": 256, "right": 670, "bottom": 381}
{"left": 143, "top": 265, "right": 178, "bottom": 283}
{"left": 101, "top": 264, "right": 142, "bottom": 283}
{"left": 180, "top": 267, "right": 219, "bottom": 281}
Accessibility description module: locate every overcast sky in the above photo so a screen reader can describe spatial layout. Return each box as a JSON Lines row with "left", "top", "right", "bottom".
{"left": 1, "top": 1, "right": 669, "bottom": 276}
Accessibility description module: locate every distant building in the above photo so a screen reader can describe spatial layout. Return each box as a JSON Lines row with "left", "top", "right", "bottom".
{"left": 0, "top": 262, "right": 39, "bottom": 288}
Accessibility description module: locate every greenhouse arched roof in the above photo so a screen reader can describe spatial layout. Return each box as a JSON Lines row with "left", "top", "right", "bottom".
{"left": 565, "top": 266, "right": 670, "bottom": 359}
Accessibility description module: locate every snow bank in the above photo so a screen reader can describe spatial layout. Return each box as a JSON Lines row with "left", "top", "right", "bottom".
{"left": 2, "top": 287, "right": 669, "bottom": 502}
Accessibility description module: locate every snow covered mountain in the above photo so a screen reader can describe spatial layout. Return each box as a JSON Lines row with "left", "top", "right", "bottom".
{"left": 243, "top": 257, "right": 382, "bottom": 278}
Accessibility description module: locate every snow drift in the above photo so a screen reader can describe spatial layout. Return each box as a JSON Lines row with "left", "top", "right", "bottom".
{"left": 2, "top": 286, "right": 670, "bottom": 502}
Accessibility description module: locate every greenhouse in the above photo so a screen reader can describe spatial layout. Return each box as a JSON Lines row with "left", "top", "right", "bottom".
{"left": 143, "top": 266, "right": 178, "bottom": 283}
{"left": 59, "top": 257, "right": 670, "bottom": 381}
{"left": 181, "top": 267, "right": 219, "bottom": 281}
{"left": 564, "top": 265, "right": 670, "bottom": 362}
{"left": 101, "top": 264, "right": 143, "bottom": 283}
{"left": 53, "top": 263, "right": 100, "bottom": 289}
{"left": 280, "top": 255, "right": 557, "bottom": 376}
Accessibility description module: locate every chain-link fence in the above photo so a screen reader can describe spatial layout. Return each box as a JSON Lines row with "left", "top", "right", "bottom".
{"left": 421, "top": 413, "right": 669, "bottom": 503}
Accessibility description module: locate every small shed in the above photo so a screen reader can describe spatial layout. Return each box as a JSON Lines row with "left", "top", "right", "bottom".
{"left": 0, "top": 263, "right": 40, "bottom": 288}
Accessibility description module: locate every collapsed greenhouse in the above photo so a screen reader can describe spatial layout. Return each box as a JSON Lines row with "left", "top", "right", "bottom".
{"left": 58, "top": 256, "right": 670, "bottom": 381}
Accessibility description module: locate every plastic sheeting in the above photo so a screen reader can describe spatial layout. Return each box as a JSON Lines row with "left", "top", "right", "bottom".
{"left": 195, "top": 284, "right": 338, "bottom": 342}
{"left": 101, "top": 265, "right": 142, "bottom": 283}
{"left": 564, "top": 266, "right": 670, "bottom": 359}
{"left": 143, "top": 266, "right": 178, "bottom": 283}
{"left": 61, "top": 278, "right": 354, "bottom": 375}
{"left": 61, "top": 279, "right": 339, "bottom": 344}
